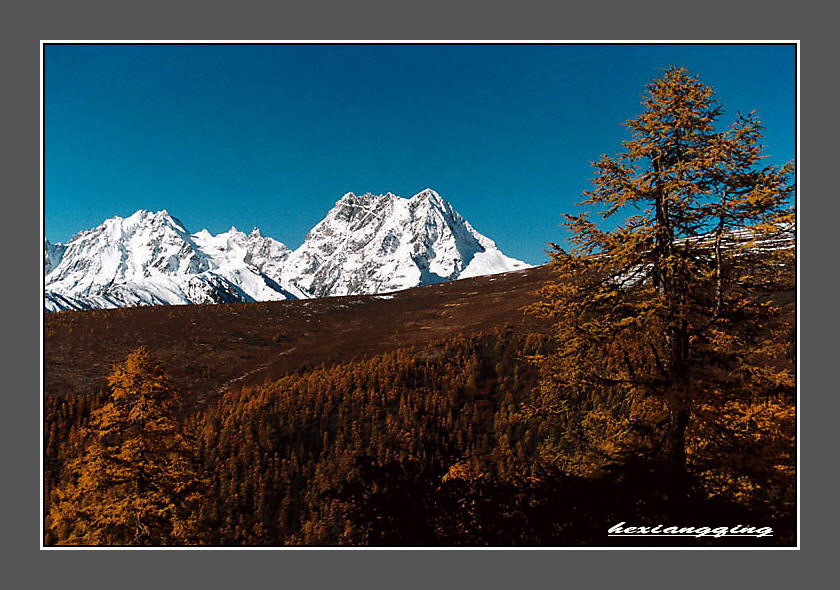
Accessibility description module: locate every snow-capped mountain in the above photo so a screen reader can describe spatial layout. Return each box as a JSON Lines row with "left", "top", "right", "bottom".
{"left": 280, "top": 189, "right": 530, "bottom": 297}
{"left": 44, "top": 189, "right": 531, "bottom": 311}
{"left": 44, "top": 210, "right": 296, "bottom": 311}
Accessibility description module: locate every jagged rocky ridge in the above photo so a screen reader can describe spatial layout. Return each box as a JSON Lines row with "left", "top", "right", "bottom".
{"left": 44, "top": 189, "right": 531, "bottom": 311}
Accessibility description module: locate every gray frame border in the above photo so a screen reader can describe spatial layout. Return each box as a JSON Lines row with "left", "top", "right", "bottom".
{"left": 7, "top": 0, "right": 831, "bottom": 586}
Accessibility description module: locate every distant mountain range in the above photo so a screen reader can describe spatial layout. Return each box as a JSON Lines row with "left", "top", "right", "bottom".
{"left": 44, "top": 189, "right": 531, "bottom": 311}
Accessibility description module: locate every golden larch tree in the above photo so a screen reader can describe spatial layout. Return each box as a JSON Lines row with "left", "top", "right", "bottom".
{"left": 531, "top": 66, "right": 794, "bottom": 475}
{"left": 48, "top": 347, "right": 206, "bottom": 545}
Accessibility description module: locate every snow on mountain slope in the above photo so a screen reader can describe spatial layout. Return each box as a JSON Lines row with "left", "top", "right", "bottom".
{"left": 44, "top": 210, "right": 295, "bottom": 311}
{"left": 44, "top": 239, "right": 66, "bottom": 275}
{"left": 280, "top": 189, "right": 530, "bottom": 298}
{"left": 191, "top": 226, "right": 290, "bottom": 278}
{"left": 44, "top": 189, "right": 531, "bottom": 311}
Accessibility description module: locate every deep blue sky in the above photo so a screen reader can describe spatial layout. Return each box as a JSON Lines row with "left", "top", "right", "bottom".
{"left": 45, "top": 44, "right": 795, "bottom": 264}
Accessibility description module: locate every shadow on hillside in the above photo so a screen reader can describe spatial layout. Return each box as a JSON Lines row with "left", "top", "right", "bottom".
{"left": 325, "top": 456, "right": 795, "bottom": 547}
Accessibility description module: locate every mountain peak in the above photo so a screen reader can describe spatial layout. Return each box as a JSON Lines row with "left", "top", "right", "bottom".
{"left": 279, "top": 188, "right": 531, "bottom": 298}
{"left": 111, "top": 209, "right": 185, "bottom": 233}
{"left": 45, "top": 190, "right": 531, "bottom": 311}
{"left": 338, "top": 191, "right": 403, "bottom": 204}
{"left": 124, "top": 208, "right": 170, "bottom": 220}
{"left": 412, "top": 188, "right": 441, "bottom": 200}
{"left": 408, "top": 189, "right": 448, "bottom": 212}
{"left": 45, "top": 213, "right": 294, "bottom": 311}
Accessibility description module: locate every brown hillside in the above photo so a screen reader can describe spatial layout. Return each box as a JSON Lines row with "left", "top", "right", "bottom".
{"left": 44, "top": 265, "right": 553, "bottom": 403}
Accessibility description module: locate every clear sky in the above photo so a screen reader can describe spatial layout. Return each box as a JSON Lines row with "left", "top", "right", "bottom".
{"left": 45, "top": 44, "right": 795, "bottom": 264}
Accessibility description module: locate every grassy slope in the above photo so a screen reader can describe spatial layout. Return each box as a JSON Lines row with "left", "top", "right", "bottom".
{"left": 45, "top": 266, "right": 553, "bottom": 404}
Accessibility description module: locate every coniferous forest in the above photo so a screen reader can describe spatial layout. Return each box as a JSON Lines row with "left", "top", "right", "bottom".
{"left": 43, "top": 67, "right": 796, "bottom": 547}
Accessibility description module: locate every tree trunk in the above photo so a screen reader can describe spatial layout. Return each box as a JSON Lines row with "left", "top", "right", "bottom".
{"left": 662, "top": 403, "right": 689, "bottom": 472}
{"left": 664, "top": 313, "right": 690, "bottom": 473}
{"left": 713, "top": 215, "right": 725, "bottom": 318}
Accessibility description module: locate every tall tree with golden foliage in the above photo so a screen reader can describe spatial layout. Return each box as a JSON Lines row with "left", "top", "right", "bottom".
{"left": 47, "top": 348, "right": 206, "bottom": 545}
{"left": 532, "top": 66, "right": 794, "bottom": 474}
